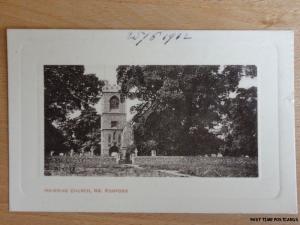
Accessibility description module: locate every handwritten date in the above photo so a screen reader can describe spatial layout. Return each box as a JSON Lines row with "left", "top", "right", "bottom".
{"left": 128, "top": 31, "right": 192, "bottom": 46}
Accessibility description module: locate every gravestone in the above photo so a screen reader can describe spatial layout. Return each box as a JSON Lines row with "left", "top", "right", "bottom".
{"left": 90, "top": 146, "right": 95, "bottom": 156}
{"left": 151, "top": 150, "right": 156, "bottom": 156}
{"left": 217, "top": 153, "right": 223, "bottom": 157}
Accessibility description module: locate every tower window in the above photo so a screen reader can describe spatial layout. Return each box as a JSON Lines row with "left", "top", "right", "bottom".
{"left": 111, "top": 121, "right": 118, "bottom": 128}
{"left": 110, "top": 96, "right": 119, "bottom": 110}
{"left": 108, "top": 134, "right": 111, "bottom": 143}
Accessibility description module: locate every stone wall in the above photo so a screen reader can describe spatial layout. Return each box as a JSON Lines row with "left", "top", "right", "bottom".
{"left": 133, "top": 156, "right": 207, "bottom": 166}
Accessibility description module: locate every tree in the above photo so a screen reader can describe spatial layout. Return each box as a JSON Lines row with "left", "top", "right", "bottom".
{"left": 44, "top": 65, "right": 104, "bottom": 155}
{"left": 59, "top": 107, "right": 102, "bottom": 154}
{"left": 117, "top": 65, "right": 257, "bottom": 156}
{"left": 222, "top": 87, "right": 257, "bottom": 156}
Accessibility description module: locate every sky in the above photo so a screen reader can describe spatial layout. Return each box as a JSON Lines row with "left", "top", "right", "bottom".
{"left": 83, "top": 65, "right": 257, "bottom": 121}
{"left": 85, "top": 65, "right": 118, "bottom": 84}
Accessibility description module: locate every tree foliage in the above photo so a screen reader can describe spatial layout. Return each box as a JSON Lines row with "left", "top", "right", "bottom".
{"left": 117, "top": 65, "right": 257, "bottom": 156}
{"left": 221, "top": 87, "right": 257, "bottom": 156}
{"left": 59, "top": 107, "right": 102, "bottom": 154}
{"left": 44, "top": 65, "right": 104, "bottom": 155}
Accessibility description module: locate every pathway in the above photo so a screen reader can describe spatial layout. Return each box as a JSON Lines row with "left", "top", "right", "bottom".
{"left": 127, "top": 164, "right": 193, "bottom": 177}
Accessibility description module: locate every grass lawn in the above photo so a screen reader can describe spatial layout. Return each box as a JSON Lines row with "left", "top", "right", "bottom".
{"left": 45, "top": 164, "right": 179, "bottom": 177}
{"left": 45, "top": 156, "right": 258, "bottom": 177}
{"left": 141, "top": 156, "right": 258, "bottom": 177}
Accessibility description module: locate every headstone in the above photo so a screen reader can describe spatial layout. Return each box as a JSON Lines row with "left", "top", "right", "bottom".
{"left": 70, "top": 149, "right": 74, "bottom": 157}
{"left": 59, "top": 153, "right": 64, "bottom": 156}
{"left": 211, "top": 154, "right": 217, "bottom": 157}
{"left": 50, "top": 151, "right": 54, "bottom": 156}
{"left": 80, "top": 148, "right": 84, "bottom": 155}
{"left": 90, "top": 146, "right": 95, "bottom": 156}
{"left": 131, "top": 153, "right": 135, "bottom": 163}
{"left": 151, "top": 150, "right": 156, "bottom": 156}
{"left": 217, "top": 153, "right": 223, "bottom": 157}
{"left": 204, "top": 154, "right": 208, "bottom": 157}
{"left": 245, "top": 155, "right": 249, "bottom": 158}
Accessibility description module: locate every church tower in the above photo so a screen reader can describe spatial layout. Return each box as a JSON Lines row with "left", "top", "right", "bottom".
{"left": 100, "top": 81, "right": 126, "bottom": 156}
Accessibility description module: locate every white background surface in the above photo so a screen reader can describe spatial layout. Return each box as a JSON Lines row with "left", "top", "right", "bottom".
{"left": 7, "top": 30, "right": 297, "bottom": 213}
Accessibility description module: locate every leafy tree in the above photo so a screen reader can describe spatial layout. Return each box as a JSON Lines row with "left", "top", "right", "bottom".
{"left": 44, "top": 120, "right": 66, "bottom": 155}
{"left": 59, "top": 107, "right": 102, "bottom": 154}
{"left": 44, "top": 65, "right": 104, "bottom": 155}
{"left": 117, "top": 65, "right": 257, "bottom": 156}
{"left": 127, "top": 143, "right": 137, "bottom": 154}
{"left": 222, "top": 87, "right": 257, "bottom": 156}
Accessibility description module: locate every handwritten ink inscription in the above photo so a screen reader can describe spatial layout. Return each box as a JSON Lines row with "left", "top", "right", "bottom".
{"left": 128, "top": 31, "right": 192, "bottom": 46}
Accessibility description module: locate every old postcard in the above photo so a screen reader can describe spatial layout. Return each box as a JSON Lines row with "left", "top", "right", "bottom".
{"left": 8, "top": 30, "right": 297, "bottom": 213}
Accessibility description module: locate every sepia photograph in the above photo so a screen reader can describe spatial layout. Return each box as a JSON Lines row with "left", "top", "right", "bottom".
{"left": 44, "top": 64, "right": 258, "bottom": 177}
{"left": 8, "top": 29, "right": 296, "bottom": 214}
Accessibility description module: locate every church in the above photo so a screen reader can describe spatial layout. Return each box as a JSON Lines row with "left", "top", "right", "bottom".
{"left": 99, "top": 81, "right": 128, "bottom": 157}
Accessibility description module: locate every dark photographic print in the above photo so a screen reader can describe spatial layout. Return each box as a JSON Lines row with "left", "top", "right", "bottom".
{"left": 44, "top": 65, "right": 258, "bottom": 177}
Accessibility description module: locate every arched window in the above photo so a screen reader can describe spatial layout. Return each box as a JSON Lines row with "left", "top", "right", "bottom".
{"left": 108, "top": 134, "right": 111, "bottom": 143}
{"left": 110, "top": 96, "right": 119, "bottom": 110}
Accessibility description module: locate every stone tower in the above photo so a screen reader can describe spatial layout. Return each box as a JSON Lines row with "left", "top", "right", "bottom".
{"left": 100, "top": 81, "right": 126, "bottom": 156}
